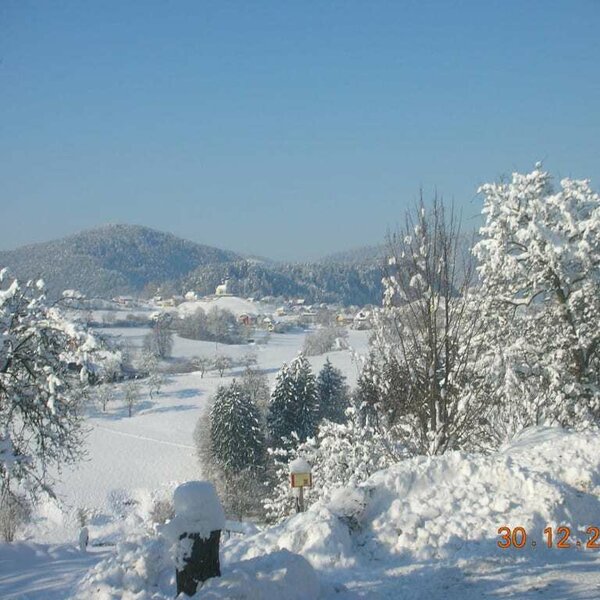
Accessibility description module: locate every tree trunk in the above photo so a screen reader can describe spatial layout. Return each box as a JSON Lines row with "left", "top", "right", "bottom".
{"left": 176, "top": 529, "right": 221, "bottom": 596}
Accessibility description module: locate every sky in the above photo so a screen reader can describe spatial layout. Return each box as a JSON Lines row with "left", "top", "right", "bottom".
{"left": 1, "top": 1, "right": 599, "bottom": 261}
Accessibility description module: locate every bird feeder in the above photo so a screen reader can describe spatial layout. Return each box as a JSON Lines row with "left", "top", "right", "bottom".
{"left": 289, "top": 457, "right": 312, "bottom": 513}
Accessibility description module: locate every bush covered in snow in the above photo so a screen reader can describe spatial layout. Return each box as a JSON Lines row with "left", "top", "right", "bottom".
{"left": 247, "top": 426, "right": 600, "bottom": 568}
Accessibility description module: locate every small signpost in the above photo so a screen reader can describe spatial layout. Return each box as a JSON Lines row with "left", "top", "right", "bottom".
{"left": 289, "top": 457, "right": 312, "bottom": 513}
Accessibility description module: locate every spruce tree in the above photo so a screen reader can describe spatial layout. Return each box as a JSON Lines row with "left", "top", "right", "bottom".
{"left": 210, "top": 381, "right": 265, "bottom": 473}
{"left": 354, "top": 352, "right": 381, "bottom": 427}
{"left": 317, "top": 358, "right": 350, "bottom": 424}
{"left": 267, "top": 354, "right": 319, "bottom": 446}
{"left": 267, "top": 363, "right": 294, "bottom": 443}
{"left": 289, "top": 353, "right": 319, "bottom": 441}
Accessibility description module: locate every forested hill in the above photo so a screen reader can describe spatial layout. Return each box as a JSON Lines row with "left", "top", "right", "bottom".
{"left": 0, "top": 225, "right": 384, "bottom": 305}
{"left": 318, "top": 243, "right": 386, "bottom": 266}
{"left": 182, "top": 260, "right": 383, "bottom": 306}
{"left": 0, "top": 224, "right": 240, "bottom": 300}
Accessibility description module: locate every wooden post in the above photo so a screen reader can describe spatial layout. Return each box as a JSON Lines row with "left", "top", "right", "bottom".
{"left": 298, "top": 486, "right": 305, "bottom": 513}
{"left": 176, "top": 529, "right": 221, "bottom": 597}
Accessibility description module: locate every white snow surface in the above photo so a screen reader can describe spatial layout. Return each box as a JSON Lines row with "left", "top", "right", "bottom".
{"left": 175, "top": 296, "right": 275, "bottom": 318}
{"left": 161, "top": 481, "right": 226, "bottom": 542}
{"left": 197, "top": 550, "right": 320, "bottom": 599}
{"left": 289, "top": 457, "right": 312, "bottom": 474}
{"left": 222, "top": 426, "right": 600, "bottom": 597}
{"left": 3, "top": 425, "right": 600, "bottom": 598}
{"left": 3, "top": 322, "right": 600, "bottom": 598}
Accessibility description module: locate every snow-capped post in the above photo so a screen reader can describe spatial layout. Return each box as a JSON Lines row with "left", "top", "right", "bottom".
{"left": 289, "top": 457, "right": 312, "bottom": 513}
{"left": 160, "top": 481, "right": 225, "bottom": 597}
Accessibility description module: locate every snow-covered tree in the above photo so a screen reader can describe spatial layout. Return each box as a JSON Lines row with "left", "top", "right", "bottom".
{"left": 473, "top": 165, "right": 600, "bottom": 430}
{"left": 123, "top": 380, "right": 142, "bottom": 417}
{"left": 372, "top": 195, "right": 486, "bottom": 455}
{"left": 191, "top": 356, "right": 212, "bottom": 378}
{"left": 316, "top": 359, "right": 349, "bottom": 424}
{"left": 95, "top": 383, "right": 114, "bottom": 412}
{"left": 206, "top": 382, "right": 267, "bottom": 520}
{"left": 353, "top": 352, "right": 382, "bottom": 427}
{"left": 214, "top": 355, "right": 232, "bottom": 377}
{"left": 0, "top": 270, "right": 111, "bottom": 503}
{"left": 264, "top": 407, "right": 401, "bottom": 522}
{"left": 143, "top": 313, "right": 173, "bottom": 359}
{"left": 267, "top": 354, "right": 319, "bottom": 446}
{"left": 210, "top": 381, "right": 265, "bottom": 474}
{"left": 240, "top": 365, "right": 270, "bottom": 416}
{"left": 140, "top": 351, "right": 164, "bottom": 399}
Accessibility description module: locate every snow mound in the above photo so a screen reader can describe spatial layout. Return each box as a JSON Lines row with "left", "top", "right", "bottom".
{"left": 224, "top": 503, "right": 356, "bottom": 571}
{"left": 74, "top": 535, "right": 320, "bottom": 599}
{"left": 197, "top": 550, "right": 319, "bottom": 599}
{"left": 75, "top": 534, "right": 174, "bottom": 599}
{"left": 229, "top": 426, "right": 600, "bottom": 567}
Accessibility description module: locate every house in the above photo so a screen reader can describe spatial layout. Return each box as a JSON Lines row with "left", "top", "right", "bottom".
{"left": 114, "top": 296, "right": 134, "bottom": 307}
{"left": 336, "top": 313, "right": 353, "bottom": 325}
{"left": 353, "top": 310, "right": 372, "bottom": 330}
{"left": 276, "top": 306, "right": 287, "bottom": 317}
{"left": 158, "top": 298, "right": 177, "bottom": 307}
{"left": 215, "top": 280, "right": 229, "bottom": 296}
{"left": 184, "top": 291, "right": 198, "bottom": 301}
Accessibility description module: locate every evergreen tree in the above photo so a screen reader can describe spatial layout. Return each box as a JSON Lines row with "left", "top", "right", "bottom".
{"left": 267, "top": 354, "right": 319, "bottom": 446}
{"left": 267, "top": 363, "right": 294, "bottom": 443}
{"left": 317, "top": 358, "right": 349, "bottom": 424}
{"left": 354, "top": 353, "right": 381, "bottom": 427}
{"left": 210, "top": 381, "right": 265, "bottom": 473}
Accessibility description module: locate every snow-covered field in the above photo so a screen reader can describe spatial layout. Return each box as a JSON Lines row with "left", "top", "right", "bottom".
{"left": 2, "top": 322, "right": 600, "bottom": 599}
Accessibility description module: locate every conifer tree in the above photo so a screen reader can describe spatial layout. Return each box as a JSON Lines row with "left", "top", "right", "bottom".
{"left": 317, "top": 358, "right": 349, "bottom": 424}
{"left": 267, "top": 363, "right": 294, "bottom": 443}
{"left": 267, "top": 354, "right": 319, "bottom": 446}
{"left": 210, "top": 381, "right": 265, "bottom": 473}
{"left": 354, "top": 353, "right": 381, "bottom": 427}
{"left": 289, "top": 353, "right": 319, "bottom": 441}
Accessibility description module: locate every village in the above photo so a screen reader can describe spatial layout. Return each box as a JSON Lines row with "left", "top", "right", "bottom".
{"left": 109, "top": 278, "right": 374, "bottom": 335}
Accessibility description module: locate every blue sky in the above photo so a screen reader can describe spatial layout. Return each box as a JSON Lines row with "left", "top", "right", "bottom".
{"left": 1, "top": 1, "right": 599, "bottom": 260}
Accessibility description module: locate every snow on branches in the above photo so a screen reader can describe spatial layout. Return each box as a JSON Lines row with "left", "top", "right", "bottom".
{"left": 0, "top": 270, "right": 119, "bottom": 502}
{"left": 473, "top": 166, "right": 600, "bottom": 430}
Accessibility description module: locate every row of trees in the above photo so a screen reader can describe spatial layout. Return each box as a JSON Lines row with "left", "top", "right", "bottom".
{"left": 175, "top": 306, "right": 246, "bottom": 345}
{"left": 364, "top": 165, "right": 600, "bottom": 458}
{"left": 195, "top": 356, "right": 350, "bottom": 520}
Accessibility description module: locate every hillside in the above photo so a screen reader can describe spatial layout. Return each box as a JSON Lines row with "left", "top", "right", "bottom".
{"left": 319, "top": 244, "right": 386, "bottom": 266}
{"left": 182, "top": 260, "right": 384, "bottom": 306}
{"left": 0, "top": 224, "right": 386, "bottom": 305}
{"left": 0, "top": 224, "right": 239, "bottom": 299}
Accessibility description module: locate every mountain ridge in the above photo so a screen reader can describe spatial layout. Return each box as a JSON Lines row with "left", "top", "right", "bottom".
{"left": 0, "top": 224, "right": 384, "bottom": 305}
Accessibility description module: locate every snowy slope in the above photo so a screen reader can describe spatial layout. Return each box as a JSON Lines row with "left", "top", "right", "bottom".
{"left": 222, "top": 426, "right": 600, "bottom": 598}
{"left": 3, "top": 425, "right": 599, "bottom": 599}
{"left": 8, "top": 327, "right": 599, "bottom": 598}
{"left": 28, "top": 329, "right": 367, "bottom": 546}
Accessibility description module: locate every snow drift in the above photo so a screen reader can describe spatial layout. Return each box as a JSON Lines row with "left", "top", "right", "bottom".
{"left": 227, "top": 426, "right": 600, "bottom": 566}
{"left": 72, "top": 426, "right": 600, "bottom": 598}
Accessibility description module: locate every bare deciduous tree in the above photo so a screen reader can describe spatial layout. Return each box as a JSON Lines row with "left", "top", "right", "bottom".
{"left": 192, "top": 356, "right": 213, "bottom": 378}
{"left": 373, "top": 194, "right": 487, "bottom": 455}
{"left": 214, "top": 355, "right": 233, "bottom": 378}
{"left": 123, "top": 380, "right": 142, "bottom": 417}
